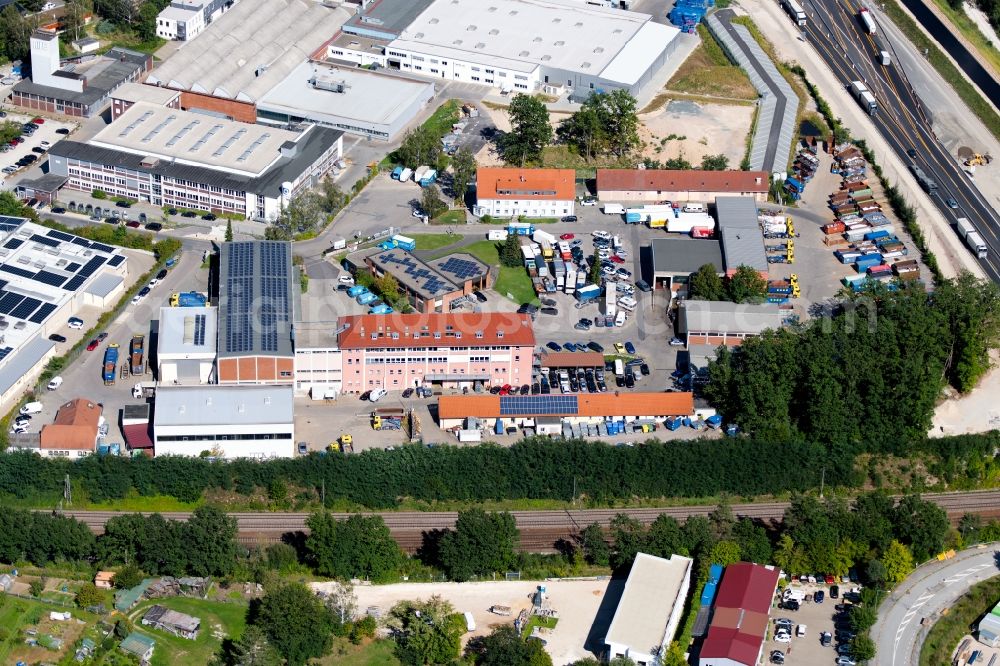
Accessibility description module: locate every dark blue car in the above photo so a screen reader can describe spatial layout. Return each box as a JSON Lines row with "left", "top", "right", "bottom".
{"left": 546, "top": 341, "right": 562, "bottom": 352}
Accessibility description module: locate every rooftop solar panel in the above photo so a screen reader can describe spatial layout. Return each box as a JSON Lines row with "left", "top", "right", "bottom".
{"left": 76, "top": 256, "right": 106, "bottom": 279}
{"left": 65, "top": 262, "right": 81, "bottom": 272}
{"left": 28, "top": 302, "right": 57, "bottom": 324}
{"left": 0, "top": 264, "right": 34, "bottom": 279}
{"left": 0, "top": 216, "right": 25, "bottom": 232}
{"left": 3, "top": 238, "right": 23, "bottom": 250}
{"left": 0, "top": 293, "right": 24, "bottom": 315}
{"left": 10, "top": 297, "right": 41, "bottom": 320}
{"left": 29, "top": 234, "right": 60, "bottom": 248}
{"left": 63, "top": 275, "right": 86, "bottom": 292}
{"left": 90, "top": 243, "right": 115, "bottom": 254}
{"left": 71, "top": 237, "right": 90, "bottom": 248}
{"left": 194, "top": 314, "right": 206, "bottom": 346}
{"left": 436, "top": 257, "right": 487, "bottom": 280}
{"left": 499, "top": 395, "right": 579, "bottom": 416}
{"left": 33, "top": 270, "right": 66, "bottom": 288}
{"left": 0, "top": 347, "right": 12, "bottom": 362}
{"left": 46, "top": 229, "right": 75, "bottom": 242}
{"left": 107, "top": 255, "right": 125, "bottom": 267}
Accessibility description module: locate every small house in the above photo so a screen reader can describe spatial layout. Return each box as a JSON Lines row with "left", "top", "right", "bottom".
{"left": 119, "top": 633, "right": 155, "bottom": 661}
{"left": 141, "top": 604, "right": 200, "bottom": 640}
{"left": 94, "top": 571, "right": 115, "bottom": 589}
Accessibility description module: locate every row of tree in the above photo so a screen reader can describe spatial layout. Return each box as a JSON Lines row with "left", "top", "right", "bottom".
{"left": 706, "top": 275, "right": 1000, "bottom": 447}
{"left": 688, "top": 263, "right": 769, "bottom": 303}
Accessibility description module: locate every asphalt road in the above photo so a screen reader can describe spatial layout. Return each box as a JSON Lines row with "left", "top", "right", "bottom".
{"left": 871, "top": 544, "right": 1000, "bottom": 665}
{"left": 803, "top": 0, "right": 1000, "bottom": 281}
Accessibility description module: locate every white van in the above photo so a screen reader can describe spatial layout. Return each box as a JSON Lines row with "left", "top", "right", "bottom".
{"left": 614, "top": 310, "right": 627, "bottom": 327}
{"left": 602, "top": 203, "right": 625, "bottom": 215}
{"left": 46, "top": 376, "right": 63, "bottom": 391}
{"left": 683, "top": 203, "right": 705, "bottom": 213}
{"left": 368, "top": 388, "right": 388, "bottom": 402}
{"left": 617, "top": 296, "right": 637, "bottom": 312}
{"left": 592, "top": 230, "right": 612, "bottom": 241}
{"left": 20, "top": 401, "right": 43, "bottom": 415}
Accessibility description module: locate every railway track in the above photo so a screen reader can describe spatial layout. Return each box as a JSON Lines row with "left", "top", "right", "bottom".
{"left": 50, "top": 489, "right": 1000, "bottom": 553}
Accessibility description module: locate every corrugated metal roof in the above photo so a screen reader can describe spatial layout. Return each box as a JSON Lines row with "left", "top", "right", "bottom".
{"left": 153, "top": 385, "right": 294, "bottom": 427}
{"left": 679, "top": 300, "right": 783, "bottom": 335}
{"left": 650, "top": 237, "right": 724, "bottom": 275}
{"left": 716, "top": 196, "right": 768, "bottom": 272}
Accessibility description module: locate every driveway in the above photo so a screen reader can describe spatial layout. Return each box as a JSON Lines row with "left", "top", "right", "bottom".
{"left": 871, "top": 544, "right": 1000, "bottom": 666}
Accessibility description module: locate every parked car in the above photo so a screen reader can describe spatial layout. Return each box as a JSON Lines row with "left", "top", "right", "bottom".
{"left": 181, "top": 211, "right": 198, "bottom": 218}
{"left": 115, "top": 200, "right": 132, "bottom": 208}
{"left": 560, "top": 233, "right": 575, "bottom": 240}
{"left": 814, "top": 590, "right": 825, "bottom": 604}
{"left": 48, "top": 333, "right": 67, "bottom": 343}
{"left": 561, "top": 215, "right": 578, "bottom": 222}
{"left": 587, "top": 341, "right": 604, "bottom": 353}
{"left": 770, "top": 651, "right": 785, "bottom": 664}
{"left": 68, "top": 316, "right": 84, "bottom": 329}
{"left": 541, "top": 307, "right": 558, "bottom": 316}
{"left": 821, "top": 631, "right": 833, "bottom": 647}
{"left": 202, "top": 213, "right": 217, "bottom": 221}
{"left": 56, "top": 127, "right": 70, "bottom": 135}
{"left": 546, "top": 341, "right": 562, "bottom": 352}
{"left": 473, "top": 290, "right": 487, "bottom": 303}
{"left": 830, "top": 585, "right": 839, "bottom": 599}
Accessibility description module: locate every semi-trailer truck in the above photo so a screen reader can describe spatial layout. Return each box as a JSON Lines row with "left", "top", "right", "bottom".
{"left": 130, "top": 334, "right": 145, "bottom": 376}
{"left": 781, "top": 0, "right": 807, "bottom": 25}
{"left": 859, "top": 7, "right": 877, "bottom": 34}
{"left": 850, "top": 81, "right": 878, "bottom": 115}
{"left": 956, "top": 217, "right": 988, "bottom": 259}
{"left": 909, "top": 164, "right": 938, "bottom": 194}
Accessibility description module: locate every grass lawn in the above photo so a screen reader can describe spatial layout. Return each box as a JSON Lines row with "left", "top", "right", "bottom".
{"left": 431, "top": 209, "right": 467, "bottom": 226}
{"left": 129, "top": 597, "right": 248, "bottom": 666}
{"left": 538, "top": 145, "right": 631, "bottom": 176}
{"left": 661, "top": 25, "right": 758, "bottom": 104}
{"left": 320, "top": 639, "right": 402, "bottom": 665}
{"left": 423, "top": 100, "right": 462, "bottom": 139}
{"left": 0, "top": 594, "right": 102, "bottom": 664}
{"left": 411, "top": 233, "right": 458, "bottom": 251}
{"left": 460, "top": 240, "right": 538, "bottom": 305}
{"left": 521, "top": 615, "right": 559, "bottom": 638}
{"left": 920, "top": 576, "right": 1000, "bottom": 666}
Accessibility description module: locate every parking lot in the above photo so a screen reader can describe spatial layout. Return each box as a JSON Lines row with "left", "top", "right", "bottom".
{"left": 0, "top": 109, "right": 77, "bottom": 186}
{"left": 765, "top": 580, "right": 862, "bottom": 666}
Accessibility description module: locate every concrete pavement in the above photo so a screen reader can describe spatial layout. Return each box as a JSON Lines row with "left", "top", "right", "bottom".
{"left": 871, "top": 544, "right": 1000, "bottom": 666}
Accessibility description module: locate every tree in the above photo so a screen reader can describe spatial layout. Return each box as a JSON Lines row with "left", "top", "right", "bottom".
{"left": 75, "top": 582, "right": 104, "bottom": 608}
{"left": 396, "top": 126, "right": 441, "bottom": 170}
{"left": 865, "top": 559, "right": 886, "bottom": 588}
{"left": 589, "top": 248, "right": 602, "bottom": 285}
{"left": 185, "top": 505, "right": 238, "bottom": 577}
{"left": 556, "top": 106, "right": 603, "bottom": 161}
{"left": 469, "top": 625, "right": 552, "bottom": 666}
{"left": 700, "top": 154, "right": 729, "bottom": 170}
{"left": 688, "top": 264, "right": 726, "bottom": 301}
{"left": 28, "top": 578, "right": 44, "bottom": 597}
{"left": 726, "top": 265, "right": 768, "bottom": 303}
{"left": 255, "top": 582, "right": 333, "bottom": 666}
{"left": 63, "top": 0, "right": 91, "bottom": 42}
{"left": 499, "top": 232, "right": 524, "bottom": 268}
{"left": 264, "top": 543, "right": 298, "bottom": 572}
{"left": 0, "top": 5, "right": 33, "bottom": 63}
{"left": 609, "top": 514, "right": 645, "bottom": 570}
{"left": 708, "top": 540, "right": 742, "bottom": 567}
{"left": 851, "top": 634, "right": 877, "bottom": 661}
{"left": 225, "top": 219, "right": 234, "bottom": 242}
{"left": 450, "top": 147, "right": 476, "bottom": 205}
{"left": 114, "top": 564, "right": 143, "bottom": 590}
{"left": 322, "top": 581, "right": 357, "bottom": 627}
{"left": 268, "top": 191, "right": 324, "bottom": 240}
{"left": 849, "top": 604, "right": 878, "bottom": 633}
{"left": 892, "top": 495, "right": 948, "bottom": 561}
{"left": 319, "top": 177, "right": 347, "bottom": 215}
{"left": 305, "top": 513, "right": 403, "bottom": 582}
{"left": 387, "top": 596, "right": 464, "bottom": 666}
{"left": 136, "top": 0, "right": 159, "bottom": 41}
{"left": 732, "top": 518, "right": 772, "bottom": 564}
{"left": 645, "top": 515, "right": 683, "bottom": 559}
{"left": 557, "top": 91, "right": 639, "bottom": 159}
{"left": 881, "top": 540, "right": 915, "bottom": 586}
{"left": 420, "top": 185, "right": 448, "bottom": 220}
{"left": 500, "top": 94, "right": 552, "bottom": 166}
{"left": 578, "top": 523, "right": 610, "bottom": 566}
{"left": 438, "top": 509, "right": 519, "bottom": 581}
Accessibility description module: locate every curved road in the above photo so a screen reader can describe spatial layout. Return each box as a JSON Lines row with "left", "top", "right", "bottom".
{"left": 872, "top": 544, "right": 1000, "bottom": 665}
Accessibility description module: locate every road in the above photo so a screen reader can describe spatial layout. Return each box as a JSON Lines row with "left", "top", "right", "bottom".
{"left": 51, "top": 488, "right": 1000, "bottom": 551}
{"left": 871, "top": 544, "right": 1000, "bottom": 665}
{"left": 803, "top": 0, "right": 1000, "bottom": 280}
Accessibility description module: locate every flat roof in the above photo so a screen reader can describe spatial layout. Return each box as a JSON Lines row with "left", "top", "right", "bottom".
{"left": 146, "top": 0, "right": 350, "bottom": 103}
{"left": 91, "top": 102, "right": 301, "bottom": 177}
{"left": 14, "top": 47, "right": 147, "bottom": 107}
{"left": 257, "top": 60, "right": 434, "bottom": 128}
{"left": 329, "top": 32, "right": 390, "bottom": 57}
{"left": 716, "top": 195, "right": 762, "bottom": 228}
{"left": 606, "top": 552, "right": 692, "bottom": 654}
{"left": 597, "top": 169, "right": 769, "bottom": 193}
{"left": 157, "top": 306, "right": 218, "bottom": 357}
{"left": 153, "top": 384, "right": 294, "bottom": 427}
{"left": 0, "top": 336, "right": 53, "bottom": 398}
{"left": 437, "top": 392, "right": 694, "bottom": 420}
{"left": 219, "top": 241, "right": 295, "bottom": 358}
{"left": 338, "top": 312, "right": 535, "bottom": 350}
{"left": 343, "top": 0, "right": 436, "bottom": 39}
{"left": 84, "top": 273, "right": 123, "bottom": 298}
{"left": 389, "top": 0, "right": 679, "bottom": 84}
{"left": 110, "top": 81, "right": 181, "bottom": 106}
{"left": 477, "top": 168, "right": 575, "bottom": 201}
{"left": 541, "top": 351, "right": 604, "bottom": 367}
{"left": 651, "top": 237, "right": 723, "bottom": 275}
{"left": 716, "top": 196, "right": 767, "bottom": 271}
{"left": 678, "top": 300, "right": 784, "bottom": 336}
{"left": 159, "top": 5, "right": 200, "bottom": 20}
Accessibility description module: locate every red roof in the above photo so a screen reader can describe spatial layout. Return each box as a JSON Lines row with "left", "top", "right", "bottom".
{"left": 123, "top": 423, "right": 153, "bottom": 449}
{"left": 438, "top": 392, "right": 694, "bottom": 420}
{"left": 596, "top": 169, "right": 769, "bottom": 193}
{"left": 40, "top": 398, "right": 102, "bottom": 451}
{"left": 476, "top": 168, "right": 576, "bottom": 201}
{"left": 337, "top": 313, "right": 535, "bottom": 350}
{"left": 699, "top": 563, "right": 780, "bottom": 666}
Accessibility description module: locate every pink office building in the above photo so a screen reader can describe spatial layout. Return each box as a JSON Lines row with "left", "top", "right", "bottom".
{"left": 337, "top": 313, "right": 536, "bottom": 392}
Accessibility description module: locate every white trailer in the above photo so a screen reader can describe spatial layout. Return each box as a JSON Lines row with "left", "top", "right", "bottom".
{"left": 667, "top": 212, "right": 716, "bottom": 234}
{"left": 859, "top": 7, "right": 877, "bottom": 34}
{"left": 532, "top": 229, "right": 557, "bottom": 245}
{"left": 782, "top": 0, "right": 807, "bottom": 25}
{"left": 602, "top": 203, "right": 625, "bottom": 215}
{"left": 605, "top": 283, "right": 617, "bottom": 316}
{"left": 487, "top": 229, "right": 509, "bottom": 241}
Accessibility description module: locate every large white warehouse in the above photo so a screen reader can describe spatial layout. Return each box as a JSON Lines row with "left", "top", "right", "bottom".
{"left": 384, "top": 0, "right": 681, "bottom": 100}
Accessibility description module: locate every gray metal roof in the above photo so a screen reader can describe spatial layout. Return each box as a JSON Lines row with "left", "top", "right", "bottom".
{"left": 0, "top": 336, "right": 54, "bottom": 398}
{"left": 49, "top": 124, "right": 343, "bottom": 196}
{"left": 650, "top": 237, "right": 724, "bottom": 275}
{"left": 84, "top": 273, "right": 122, "bottom": 299}
{"left": 343, "top": 0, "right": 436, "bottom": 39}
{"left": 716, "top": 196, "right": 768, "bottom": 271}
{"left": 218, "top": 241, "right": 294, "bottom": 358}
{"left": 157, "top": 306, "right": 218, "bottom": 357}
{"left": 15, "top": 173, "right": 68, "bottom": 193}
{"left": 679, "top": 300, "right": 784, "bottom": 336}
{"left": 12, "top": 48, "right": 148, "bottom": 108}
{"left": 153, "top": 384, "right": 294, "bottom": 427}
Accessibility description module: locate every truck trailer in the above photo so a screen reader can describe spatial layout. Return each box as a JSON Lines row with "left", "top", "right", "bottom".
{"left": 781, "top": 0, "right": 807, "bottom": 25}
{"left": 850, "top": 81, "right": 878, "bottom": 115}
{"left": 103, "top": 344, "right": 119, "bottom": 385}
{"left": 170, "top": 291, "right": 207, "bottom": 307}
{"left": 859, "top": 7, "right": 877, "bottom": 34}
{"left": 129, "top": 334, "right": 145, "bottom": 376}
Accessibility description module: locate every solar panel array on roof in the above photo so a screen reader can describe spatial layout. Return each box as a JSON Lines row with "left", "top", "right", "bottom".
{"left": 377, "top": 251, "right": 452, "bottom": 296}
{"left": 3, "top": 239, "right": 23, "bottom": 250}
{"left": 29, "top": 302, "right": 57, "bottom": 323}
{"left": 33, "top": 270, "right": 66, "bottom": 288}
{"left": 435, "top": 256, "right": 487, "bottom": 280}
{"left": 77, "top": 256, "right": 107, "bottom": 280}
{"left": 0, "top": 264, "right": 33, "bottom": 279}
{"left": 10, "top": 297, "right": 41, "bottom": 320}
{"left": 29, "top": 234, "right": 60, "bottom": 248}
{"left": 0, "top": 347, "right": 12, "bottom": 362}
{"left": 107, "top": 255, "right": 125, "bottom": 267}
{"left": 0, "top": 216, "right": 25, "bottom": 232}
{"left": 90, "top": 242, "right": 115, "bottom": 254}
{"left": 65, "top": 262, "right": 81, "bottom": 272}
{"left": 225, "top": 243, "right": 255, "bottom": 354}
{"left": 194, "top": 314, "right": 206, "bottom": 346}
{"left": 46, "top": 229, "right": 75, "bottom": 242}
{"left": 63, "top": 275, "right": 86, "bottom": 291}
{"left": 499, "top": 395, "right": 579, "bottom": 416}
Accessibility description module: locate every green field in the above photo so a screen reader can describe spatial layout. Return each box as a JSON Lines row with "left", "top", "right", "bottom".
{"left": 460, "top": 240, "right": 538, "bottom": 305}
{"left": 411, "top": 233, "right": 459, "bottom": 251}
{"left": 128, "top": 597, "right": 248, "bottom": 666}
{"left": 521, "top": 614, "right": 559, "bottom": 638}
{"left": 431, "top": 209, "right": 468, "bottom": 226}
{"left": 322, "top": 639, "right": 402, "bottom": 665}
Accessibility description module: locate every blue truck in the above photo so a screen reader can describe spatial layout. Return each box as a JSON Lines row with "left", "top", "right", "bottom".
{"left": 369, "top": 304, "right": 394, "bottom": 314}
{"left": 170, "top": 291, "right": 207, "bottom": 307}
{"left": 575, "top": 284, "right": 602, "bottom": 303}
{"left": 391, "top": 235, "right": 416, "bottom": 251}
{"left": 391, "top": 166, "right": 404, "bottom": 180}
{"left": 103, "top": 344, "right": 119, "bottom": 385}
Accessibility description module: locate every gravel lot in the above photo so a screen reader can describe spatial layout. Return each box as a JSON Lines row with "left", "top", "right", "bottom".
{"left": 312, "top": 577, "right": 618, "bottom": 664}
{"left": 765, "top": 581, "right": 852, "bottom": 666}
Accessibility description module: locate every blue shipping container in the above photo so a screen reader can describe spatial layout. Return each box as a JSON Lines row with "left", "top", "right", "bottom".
{"left": 708, "top": 564, "right": 723, "bottom": 583}
{"left": 700, "top": 581, "right": 718, "bottom": 607}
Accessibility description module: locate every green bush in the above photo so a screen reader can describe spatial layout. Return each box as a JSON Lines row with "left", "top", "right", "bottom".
{"left": 91, "top": 189, "right": 107, "bottom": 199}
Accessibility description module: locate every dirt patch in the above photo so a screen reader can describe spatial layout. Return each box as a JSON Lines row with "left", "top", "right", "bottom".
{"left": 933, "top": 349, "right": 1000, "bottom": 436}
{"left": 9, "top": 615, "right": 87, "bottom": 664}
{"left": 639, "top": 99, "right": 755, "bottom": 167}
{"left": 662, "top": 27, "right": 758, "bottom": 102}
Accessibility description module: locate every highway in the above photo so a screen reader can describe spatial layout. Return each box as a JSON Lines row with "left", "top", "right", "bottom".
{"left": 52, "top": 488, "right": 1000, "bottom": 551}
{"left": 871, "top": 544, "right": 1000, "bottom": 665}
{"left": 800, "top": 0, "right": 1000, "bottom": 281}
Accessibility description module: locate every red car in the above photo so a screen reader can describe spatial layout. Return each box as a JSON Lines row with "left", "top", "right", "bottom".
{"left": 560, "top": 233, "right": 575, "bottom": 240}
{"left": 610, "top": 255, "right": 625, "bottom": 263}
{"left": 824, "top": 574, "right": 835, "bottom": 584}
{"left": 86, "top": 339, "right": 100, "bottom": 351}
{"left": 499, "top": 384, "right": 513, "bottom": 395}
{"left": 31, "top": 118, "right": 44, "bottom": 124}
{"left": 125, "top": 220, "right": 140, "bottom": 228}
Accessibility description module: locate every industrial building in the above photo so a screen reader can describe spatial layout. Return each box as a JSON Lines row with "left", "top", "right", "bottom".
{"left": 436, "top": 392, "right": 695, "bottom": 430}
{"left": 596, "top": 169, "right": 770, "bottom": 203}
{"left": 39, "top": 398, "right": 103, "bottom": 458}
{"left": 48, "top": 103, "right": 344, "bottom": 220}
{"left": 155, "top": 0, "right": 237, "bottom": 41}
{"left": 152, "top": 384, "right": 294, "bottom": 458}
{"left": 217, "top": 241, "right": 296, "bottom": 384}
{"left": 257, "top": 61, "right": 435, "bottom": 142}
{"left": 146, "top": 0, "right": 350, "bottom": 120}
{"left": 384, "top": 0, "right": 681, "bottom": 101}
{"left": 679, "top": 300, "right": 784, "bottom": 348}
{"left": 716, "top": 196, "right": 768, "bottom": 275}
{"left": 364, "top": 249, "right": 491, "bottom": 313}
{"left": 156, "top": 306, "right": 218, "bottom": 384}
{"left": 110, "top": 82, "right": 181, "bottom": 120}
{"left": 11, "top": 31, "right": 151, "bottom": 118}
{"left": 337, "top": 312, "right": 535, "bottom": 393}
{"left": 341, "top": 0, "right": 435, "bottom": 41}
{"left": 649, "top": 237, "right": 725, "bottom": 291}
{"left": 0, "top": 216, "right": 128, "bottom": 409}
{"left": 292, "top": 323, "right": 343, "bottom": 399}
{"left": 978, "top": 601, "right": 1000, "bottom": 647}
{"left": 699, "top": 563, "right": 781, "bottom": 666}
{"left": 605, "top": 552, "right": 693, "bottom": 665}
{"left": 475, "top": 168, "right": 576, "bottom": 218}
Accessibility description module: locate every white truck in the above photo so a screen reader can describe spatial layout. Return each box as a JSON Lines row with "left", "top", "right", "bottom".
{"left": 850, "top": 80, "right": 878, "bottom": 115}
{"left": 859, "top": 7, "right": 877, "bottom": 34}
{"left": 956, "top": 217, "right": 988, "bottom": 259}
{"left": 602, "top": 203, "right": 625, "bottom": 215}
